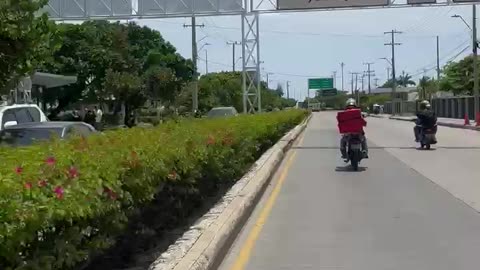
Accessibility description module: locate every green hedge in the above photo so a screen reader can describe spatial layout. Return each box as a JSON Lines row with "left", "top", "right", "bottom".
{"left": 0, "top": 110, "right": 308, "bottom": 270}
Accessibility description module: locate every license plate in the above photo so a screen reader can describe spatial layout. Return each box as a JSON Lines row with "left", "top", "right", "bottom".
{"left": 350, "top": 144, "right": 361, "bottom": 150}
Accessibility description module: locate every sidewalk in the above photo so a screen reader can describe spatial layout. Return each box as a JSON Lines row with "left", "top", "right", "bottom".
{"left": 369, "top": 114, "right": 480, "bottom": 131}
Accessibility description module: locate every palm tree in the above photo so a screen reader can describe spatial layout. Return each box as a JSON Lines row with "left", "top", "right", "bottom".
{"left": 398, "top": 71, "right": 416, "bottom": 87}
{"left": 418, "top": 76, "right": 429, "bottom": 100}
{"left": 417, "top": 76, "right": 438, "bottom": 100}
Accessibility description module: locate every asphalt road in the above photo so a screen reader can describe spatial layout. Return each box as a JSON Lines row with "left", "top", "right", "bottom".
{"left": 218, "top": 112, "right": 480, "bottom": 270}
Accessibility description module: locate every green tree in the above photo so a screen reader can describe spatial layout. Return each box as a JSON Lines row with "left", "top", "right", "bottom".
{"left": 191, "top": 72, "right": 294, "bottom": 113}
{"left": 0, "top": 0, "right": 57, "bottom": 91}
{"left": 275, "top": 83, "right": 284, "bottom": 97}
{"left": 38, "top": 21, "right": 192, "bottom": 113}
{"left": 103, "top": 69, "right": 145, "bottom": 124}
{"left": 418, "top": 76, "right": 438, "bottom": 100}
{"left": 439, "top": 55, "right": 477, "bottom": 95}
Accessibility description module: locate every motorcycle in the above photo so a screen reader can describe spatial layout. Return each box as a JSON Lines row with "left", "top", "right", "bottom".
{"left": 419, "top": 124, "right": 438, "bottom": 150}
{"left": 346, "top": 133, "right": 364, "bottom": 171}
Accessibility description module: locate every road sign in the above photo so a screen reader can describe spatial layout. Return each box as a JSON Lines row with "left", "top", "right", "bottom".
{"left": 308, "top": 78, "right": 334, "bottom": 90}
{"left": 319, "top": 89, "right": 338, "bottom": 96}
{"left": 407, "top": 0, "right": 436, "bottom": 3}
{"left": 277, "top": 0, "right": 389, "bottom": 10}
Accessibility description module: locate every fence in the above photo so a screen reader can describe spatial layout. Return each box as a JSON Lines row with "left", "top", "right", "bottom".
{"left": 384, "top": 96, "right": 479, "bottom": 120}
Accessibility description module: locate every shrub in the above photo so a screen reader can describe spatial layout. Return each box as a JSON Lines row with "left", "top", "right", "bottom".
{"left": 0, "top": 110, "right": 308, "bottom": 270}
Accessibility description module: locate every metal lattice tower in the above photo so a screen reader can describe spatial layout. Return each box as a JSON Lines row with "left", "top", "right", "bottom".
{"left": 242, "top": 11, "right": 261, "bottom": 114}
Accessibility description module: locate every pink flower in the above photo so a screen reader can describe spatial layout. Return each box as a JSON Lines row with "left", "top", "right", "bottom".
{"left": 45, "top": 156, "right": 56, "bottom": 166}
{"left": 38, "top": 180, "right": 48, "bottom": 187}
{"left": 15, "top": 166, "right": 23, "bottom": 175}
{"left": 68, "top": 166, "right": 79, "bottom": 179}
{"left": 24, "top": 182, "right": 32, "bottom": 190}
{"left": 54, "top": 186, "right": 64, "bottom": 199}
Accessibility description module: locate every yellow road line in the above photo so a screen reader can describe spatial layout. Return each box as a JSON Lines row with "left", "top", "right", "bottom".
{"left": 229, "top": 132, "right": 305, "bottom": 270}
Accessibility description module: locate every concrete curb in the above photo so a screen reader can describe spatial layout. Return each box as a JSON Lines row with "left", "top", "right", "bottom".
{"left": 148, "top": 114, "right": 313, "bottom": 270}
{"left": 369, "top": 114, "right": 480, "bottom": 131}
{"left": 388, "top": 116, "right": 480, "bottom": 131}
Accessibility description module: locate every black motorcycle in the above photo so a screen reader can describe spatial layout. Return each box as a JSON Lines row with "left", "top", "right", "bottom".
{"left": 346, "top": 134, "right": 364, "bottom": 171}
{"left": 419, "top": 124, "right": 438, "bottom": 150}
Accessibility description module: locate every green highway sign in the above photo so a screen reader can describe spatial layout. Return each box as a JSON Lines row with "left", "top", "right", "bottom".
{"left": 319, "top": 88, "right": 338, "bottom": 97}
{"left": 308, "top": 78, "right": 334, "bottom": 90}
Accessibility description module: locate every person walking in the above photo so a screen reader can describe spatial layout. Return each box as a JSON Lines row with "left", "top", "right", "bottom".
{"left": 95, "top": 106, "right": 103, "bottom": 130}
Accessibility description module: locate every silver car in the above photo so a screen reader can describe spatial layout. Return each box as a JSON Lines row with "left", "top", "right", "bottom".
{"left": 207, "top": 107, "right": 239, "bottom": 118}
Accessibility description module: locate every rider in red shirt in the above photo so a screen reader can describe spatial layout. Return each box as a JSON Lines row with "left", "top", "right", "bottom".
{"left": 340, "top": 98, "right": 368, "bottom": 159}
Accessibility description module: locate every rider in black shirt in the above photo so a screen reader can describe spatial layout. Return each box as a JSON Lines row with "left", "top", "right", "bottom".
{"left": 414, "top": 100, "right": 437, "bottom": 142}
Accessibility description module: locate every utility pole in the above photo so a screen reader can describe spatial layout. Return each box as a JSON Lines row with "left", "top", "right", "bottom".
{"left": 227, "top": 41, "right": 241, "bottom": 72}
{"left": 473, "top": 5, "right": 479, "bottom": 120}
{"left": 374, "top": 78, "right": 379, "bottom": 88}
{"left": 333, "top": 71, "right": 337, "bottom": 88}
{"left": 184, "top": 17, "right": 205, "bottom": 112}
{"left": 341, "top": 62, "right": 345, "bottom": 91}
{"left": 364, "top": 62, "right": 374, "bottom": 94}
{"left": 361, "top": 73, "right": 365, "bottom": 92}
{"left": 205, "top": 49, "right": 209, "bottom": 74}
{"left": 266, "top": 72, "right": 273, "bottom": 88}
{"left": 350, "top": 72, "right": 361, "bottom": 98}
{"left": 387, "top": 67, "right": 391, "bottom": 81}
{"left": 385, "top": 30, "right": 402, "bottom": 115}
{"left": 350, "top": 73, "right": 355, "bottom": 95}
{"left": 355, "top": 73, "right": 360, "bottom": 105}
{"left": 436, "top": 36, "right": 441, "bottom": 80}
{"left": 286, "top": 81, "right": 291, "bottom": 99}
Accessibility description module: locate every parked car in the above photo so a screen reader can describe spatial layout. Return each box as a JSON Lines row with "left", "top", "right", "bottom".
{"left": 0, "top": 122, "right": 95, "bottom": 147}
{"left": 0, "top": 104, "right": 48, "bottom": 130}
{"left": 207, "top": 107, "right": 238, "bottom": 118}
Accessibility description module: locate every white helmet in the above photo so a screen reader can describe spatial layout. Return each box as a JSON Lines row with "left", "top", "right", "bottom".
{"left": 345, "top": 98, "right": 356, "bottom": 107}
{"left": 420, "top": 100, "right": 431, "bottom": 110}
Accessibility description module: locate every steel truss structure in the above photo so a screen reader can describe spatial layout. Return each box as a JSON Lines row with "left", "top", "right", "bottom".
{"left": 45, "top": 0, "right": 479, "bottom": 114}
{"left": 242, "top": 12, "right": 261, "bottom": 113}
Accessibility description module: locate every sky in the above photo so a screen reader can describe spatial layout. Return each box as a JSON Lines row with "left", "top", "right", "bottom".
{"left": 132, "top": 3, "right": 476, "bottom": 101}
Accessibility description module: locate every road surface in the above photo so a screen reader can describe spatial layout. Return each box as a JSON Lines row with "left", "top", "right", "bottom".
{"left": 218, "top": 112, "right": 480, "bottom": 270}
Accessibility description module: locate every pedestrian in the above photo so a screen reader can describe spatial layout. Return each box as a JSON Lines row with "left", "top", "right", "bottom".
{"left": 83, "top": 108, "right": 96, "bottom": 126}
{"left": 95, "top": 105, "right": 103, "bottom": 130}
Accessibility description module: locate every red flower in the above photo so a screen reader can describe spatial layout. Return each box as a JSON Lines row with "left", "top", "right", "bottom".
{"left": 222, "top": 135, "right": 234, "bottom": 146}
{"left": 45, "top": 156, "right": 56, "bottom": 166}
{"left": 15, "top": 166, "right": 23, "bottom": 175}
{"left": 68, "top": 166, "right": 79, "bottom": 179}
{"left": 24, "top": 182, "right": 32, "bottom": 190}
{"left": 38, "top": 180, "right": 48, "bottom": 187}
{"left": 206, "top": 135, "right": 215, "bottom": 146}
{"left": 54, "top": 186, "right": 64, "bottom": 199}
{"left": 103, "top": 187, "right": 117, "bottom": 200}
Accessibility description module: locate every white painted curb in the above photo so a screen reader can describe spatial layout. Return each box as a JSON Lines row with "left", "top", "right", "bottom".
{"left": 148, "top": 114, "right": 312, "bottom": 270}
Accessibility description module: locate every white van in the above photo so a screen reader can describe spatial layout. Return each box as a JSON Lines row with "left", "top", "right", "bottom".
{"left": 0, "top": 104, "right": 48, "bottom": 130}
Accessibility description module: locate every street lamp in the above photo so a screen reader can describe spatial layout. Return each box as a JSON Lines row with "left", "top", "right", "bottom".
{"left": 379, "top": 57, "right": 392, "bottom": 67}
{"left": 198, "top": 43, "right": 211, "bottom": 74}
{"left": 451, "top": 14, "right": 472, "bottom": 30}
{"left": 198, "top": 42, "right": 211, "bottom": 53}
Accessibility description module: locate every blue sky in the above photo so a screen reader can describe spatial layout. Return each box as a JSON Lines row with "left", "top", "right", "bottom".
{"left": 137, "top": 5, "right": 475, "bottom": 100}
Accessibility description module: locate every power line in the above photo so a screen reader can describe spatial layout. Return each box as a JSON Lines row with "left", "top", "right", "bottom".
{"left": 149, "top": 19, "right": 455, "bottom": 39}
{"left": 408, "top": 38, "right": 470, "bottom": 76}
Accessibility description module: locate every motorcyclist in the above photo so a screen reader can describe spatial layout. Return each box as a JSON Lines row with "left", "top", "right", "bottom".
{"left": 340, "top": 98, "right": 368, "bottom": 159}
{"left": 414, "top": 100, "right": 437, "bottom": 142}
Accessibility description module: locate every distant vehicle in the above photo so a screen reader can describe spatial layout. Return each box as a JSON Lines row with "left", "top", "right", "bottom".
{"left": 0, "top": 104, "right": 48, "bottom": 130}
{"left": 207, "top": 107, "right": 238, "bottom": 118}
{"left": 0, "top": 122, "right": 95, "bottom": 147}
